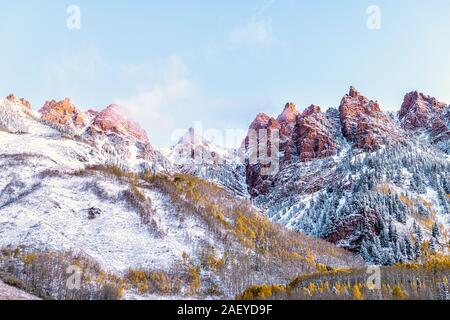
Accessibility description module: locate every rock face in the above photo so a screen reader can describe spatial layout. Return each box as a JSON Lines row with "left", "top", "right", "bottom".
{"left": 325, "top": 208, "right": 380, "bottom": 251}
{"left": 296, "top": 105, "right": 336, "bottom": 162}
{"left": 5, "top": 94, "right": 32, "bottom": 117}
{"left": 86, "top": 105, "right": 149, "bottom": 144}
{"left": 400, "top": 91, "right": 448, "bottom": 130}
{"left": 339, "top": 87, "right": 403, "bottom": 150}
{"left": 39, "top": 98, "right": 87, "bottom": 129}
{"left": 246, "top": 87, "right": 450, "bottom": 263}
{"left": 277, "top": 102, "right": 299, "bottom": 123}
{"left": 0, "top": 95, "right": 32, "bottom": 133}
{"left": 244, "top": 103, "right": 339, "bottom": 196}
{"left": 400, "top": 91, "right": 449, "bottom": 152}
{"left": 243, "top": 112, "right": 282, "bottom": 197}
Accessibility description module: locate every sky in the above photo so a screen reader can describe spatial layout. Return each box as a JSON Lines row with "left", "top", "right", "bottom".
{"left": 1, "top": 0, "right": 450, "bottom": 148}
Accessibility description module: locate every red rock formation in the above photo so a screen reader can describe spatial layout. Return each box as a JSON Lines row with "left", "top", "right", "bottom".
{"left": 5, "top": 94, "right": 33, "bottom": 117}
{"left": 277, "top": 102, "right": 299, "bottom": 123}
{"left": 243, "top": 112, "right": 280, "bottom": 196}
{"left": 277, "top": 103, "right": 299, "bottom": 162}
{"left": 339, "top": 86, "right": 403, "bottom": 150}
{"left": 296, "top": 105, "right": 336, "bottom": 162}
{"left": 399, "top": 91, "right": 449, "bottom": 148}
{"left": 400, "top": 91, "right": 448, "bottom": 131}
{"left": 39, "top": 98, "right": 86, "bottom": 128}
{"left": 86, "top": 104, "right": 149, "bottom": 144}
{"left": 244, "top": 87, "right": 411, "bottom": 197}
{"left": 300, "top": 104, "right": 321, "bottom": 118}
{"left": 244, "top": 103, "right": 338, "bottom": 196}
{"left": 325, "top": 208, "right": 380, "bottom": 252}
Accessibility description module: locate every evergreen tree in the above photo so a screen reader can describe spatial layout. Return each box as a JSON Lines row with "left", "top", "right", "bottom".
{"left": 432, "top": 223, "right": 440, "bottom": 239}
{"left": 414, "top": 238, "right": 422, "bottom": 261}
{"left": 371, "top": 237, "right": 383, "bottom": 265}
{"left": 388, "top": 221, "right": 398, "bottom": 243}
{"left": 413, "top": 222, "right": 423, "bottom": 243}
{"left": 440, "top": 283, "right": 449, "bottom": 301}
{"left": 429, "top": 237, "right": 437, "bottom": 253}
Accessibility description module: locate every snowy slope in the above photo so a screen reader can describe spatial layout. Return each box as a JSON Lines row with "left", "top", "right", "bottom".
{"left": 165, "top": 128, "right": 248, "bottom": 196}
{"left": 0, "top": 281, "right": 40, "bottom": 300}
{"left": 0, "top": 173, "right": 211, "bottom": 273}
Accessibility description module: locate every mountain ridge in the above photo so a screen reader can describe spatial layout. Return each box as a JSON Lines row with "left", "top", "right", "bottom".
{"left": 1, "top": 86, "right": 449, "bottom": 270}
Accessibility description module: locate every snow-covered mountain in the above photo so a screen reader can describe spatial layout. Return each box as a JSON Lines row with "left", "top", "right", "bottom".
{"left": 242, "top": 87, "right": 449, "bottom": 264}
{"left": 164, "top": 128, "right": 247, "bottom": 196}
{"left": 400, "top": 91, "right": 450, "bottom": 153}
{"left": 0, "top": 87, "right": 449, "bottom": 299}
{"left": 0, "top": 94, "right": 362, "bottom": 299}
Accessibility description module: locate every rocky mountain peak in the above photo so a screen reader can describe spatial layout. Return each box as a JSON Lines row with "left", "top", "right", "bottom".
{"left": 399, "top": 91, "right": 449, "bottom": 153}
{"left": 348, "top": 86, "right": 362, "bottom": 99}
{"left": 39, "top": 98, "right": 86, "bottom": 128}
{"left": 5, "top": 94, "right": 32, "bottom": 116}
{"left": 250, "top": 113, "right": 274, "bottom": 130}
{"left": 87, "top": 104, "right": 150, "bottom": 144}
{"left": 400, "top": 91, "right": 448, "bottom": 131}
{"left": 300, "top": 104, "right": 322, "bottom": 118}
{"left": 339, "top": 88, "right": 401, "bottom": 150}
{"left": 277, "top": 102, "right": 299, "bottom": 123}
{"left": 296, "top": 104, "right": 337, "bottom": 162}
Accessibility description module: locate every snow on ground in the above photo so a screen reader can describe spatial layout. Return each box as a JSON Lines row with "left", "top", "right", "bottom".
{"left": 0, "top": 130, "right": 106, "bottom": 171}
{"left": 0, "top": 174, "right": 213, "bottom": 273}
{"left": 0, "top": 115, "right": 227, "bottom": 275}
{"left": 0, "top": 281, "right": 40, "bottom": 300}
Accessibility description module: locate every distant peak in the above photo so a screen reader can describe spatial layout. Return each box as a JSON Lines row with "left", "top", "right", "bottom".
{"left": 3, "top": 94, "right": 33, "bottom": 117}
{"left": 301, "top": 104, "right": 322, "bottom": 117}
{"left": 348, "top": 86, "right": 361, "bottom": 98}
{"left": 90, "top": 104, "right": 149, "bottom": 144}
{"left": 102, "top": 104, "right": 123, "bottom": 113}
{"left": 284, "top": 102, "right": 297, "bottom": 112}
{"left": 178, "top": 127, "right": 198, "bottom": 143}
{"left": 278, "top": 102, "right": 299, "bottom": 122}
{"left": 6, "top": 94, "right": 17, "bottom": 101}
{"left": 399, "top": 90, "right": 448, "bottom": 131}
{"left": 39, "top": 97, "right": 86, "bottom": 128}
{"left": 5, "top": 94, "right": 32, "bottom": 111}
{"left": 254, "top": 113, "right": 271, "bottom": 123}
{"left": 40, "top": 98, "right": 74, "bottom": 113}
{"left": 105, "top": 103, "right": 120, "bottom": 109}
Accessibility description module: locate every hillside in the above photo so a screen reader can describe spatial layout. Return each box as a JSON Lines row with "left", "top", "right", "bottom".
{"left": 242, "top": 87, "right": 450, "bottom": 264}
{"left": 0, "top": 280, "right": 40, "bottom": 300}
{"left": 0, "top": 95, "right": 361, "bottom": 299}
{"left": 0, "top": 87, "right": 449, "bottom": 300}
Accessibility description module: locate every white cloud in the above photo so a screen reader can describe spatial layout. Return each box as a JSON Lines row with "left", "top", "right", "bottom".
{"left": 255, "top": 0, "right": 276, "bottom": 16}
{"left": 227, "top": 0, "right": 275, "bottom": 47}
{"left": 228, "top": 19, "right": 272, "bottom": 46}
{"left": 41, "top": 48, "right": 111, "bottom": 103}
{"left": 115, "top": 56, "right": 194, "bottom": 146}
{"left": 43, "top": 48, "right": 108, "bottom": 79}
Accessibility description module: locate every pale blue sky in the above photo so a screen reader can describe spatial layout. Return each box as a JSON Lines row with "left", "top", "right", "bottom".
{"left": 1, "top": 0, "right": 450, "bottom": 147}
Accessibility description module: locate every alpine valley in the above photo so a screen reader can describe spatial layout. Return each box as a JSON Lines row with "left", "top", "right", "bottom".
{"left": 0, "top": 87, "right": 449, "bottom": 300}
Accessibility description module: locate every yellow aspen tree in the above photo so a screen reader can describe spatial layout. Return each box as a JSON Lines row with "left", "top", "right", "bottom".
{"left": 309, "top": 282, "right": 316, "bottom": 296}
{"left": 392, "top": 286, "right": 407, "bottom": 300}
{"left": 352, "top": 284, "right": 363, "bottom": 300}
